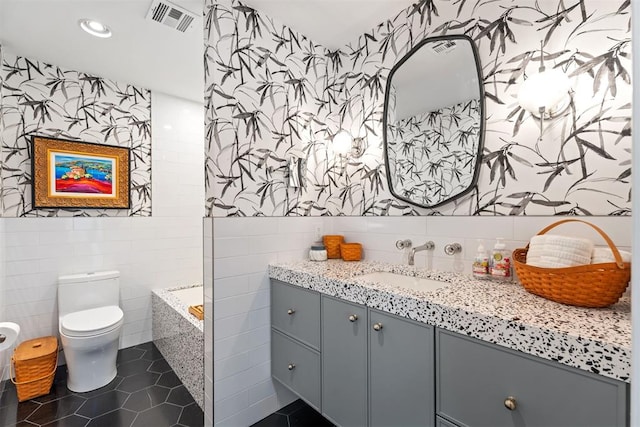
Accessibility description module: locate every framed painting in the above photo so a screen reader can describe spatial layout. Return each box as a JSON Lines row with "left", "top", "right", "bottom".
{"left": 32, "top": 136, "right": 130, "bottom": 209}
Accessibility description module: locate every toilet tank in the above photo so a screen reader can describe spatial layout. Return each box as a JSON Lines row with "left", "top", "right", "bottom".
{"left": 58, "top": 271, "right": 120, "bottom": 318}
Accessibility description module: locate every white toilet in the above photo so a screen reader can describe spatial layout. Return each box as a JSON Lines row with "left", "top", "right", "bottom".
{"left": 58, "top": 271, "right": 124, "bottom": 393}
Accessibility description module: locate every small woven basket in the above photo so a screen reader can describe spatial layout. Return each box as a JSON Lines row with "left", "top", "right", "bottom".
{"left": 513, "top": 219, "right": 630, "bottom": 308}
{"left": 340, "top": 243, "right": 362, "bottom": 261}
{"left": 11, "top": 337, "right": 58, "bottom": 402}
{"left": 323, "top": 235, "right": 344, "bottom": 259}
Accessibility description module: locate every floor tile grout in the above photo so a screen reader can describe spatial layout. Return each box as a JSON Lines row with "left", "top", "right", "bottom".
{"left": 0, "top": 342, "right": 203, "bottom": 427}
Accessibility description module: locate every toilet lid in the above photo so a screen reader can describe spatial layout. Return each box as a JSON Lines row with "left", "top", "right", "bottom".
{"left": 61, "top": 305, "right": 124, "bottom": 337}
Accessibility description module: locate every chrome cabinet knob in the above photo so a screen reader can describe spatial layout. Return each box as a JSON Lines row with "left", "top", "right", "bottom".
{"left": 348, "top": 314, "right": 358, "bottom": 322}
{"left": 288, "top": 363, "right": 296, "bottom": 371}
{"left": 504, "top": 396, "right": 517, "bottom": 411}
{"left": 287, "top": 309, "right": 295, "bottom": 315}
{"left": 373, "top": 323, "right": 383, "bottom": 331}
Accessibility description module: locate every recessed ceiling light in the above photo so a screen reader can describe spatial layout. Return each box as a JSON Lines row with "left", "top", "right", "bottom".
{"left": 79, "top": 19, "right": 112, "bottom": 38}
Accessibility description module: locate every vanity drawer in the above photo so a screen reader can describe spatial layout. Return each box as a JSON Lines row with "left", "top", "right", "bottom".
{"left": 436, "top": 330, "right": 628, "bottom": 427}
{"left": 271, "top": 280, "right": 320, "bottom": 349}
{"left": 436, "top": 416, "right": 459, "bottom": 427}
{"left": 271, "top": 329, "right": 321, "bottom": 410}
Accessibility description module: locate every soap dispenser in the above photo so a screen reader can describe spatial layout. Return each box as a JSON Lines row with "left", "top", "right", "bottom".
{"left": 472, "top": 241, "right": 489, "bottom": 279}
{"left": 490, "top": 237, "right": 511, "bottom": 280}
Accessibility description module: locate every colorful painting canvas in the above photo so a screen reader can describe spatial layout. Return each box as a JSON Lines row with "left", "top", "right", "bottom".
{"left": 32, "top": 137, "right": 130, "bottom": 209}
{"left": 53, "top": 154, "right": 115, "bottom": 195}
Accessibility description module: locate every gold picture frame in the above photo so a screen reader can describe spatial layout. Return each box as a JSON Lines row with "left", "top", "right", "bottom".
{"left": 32, "top": 136, "right": 130, "bottom": 209}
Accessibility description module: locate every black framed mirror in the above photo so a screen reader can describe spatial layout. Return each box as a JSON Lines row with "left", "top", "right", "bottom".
{"left": 383, "top": 35, "right": 485, "bottom": 209}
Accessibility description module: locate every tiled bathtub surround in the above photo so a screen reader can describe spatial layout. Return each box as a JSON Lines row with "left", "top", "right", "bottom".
{"left": 269, "top": 260, "right": 631, "bottom": 383}
{"left": 152, "top": 285, "right": 204, "bottom": 409}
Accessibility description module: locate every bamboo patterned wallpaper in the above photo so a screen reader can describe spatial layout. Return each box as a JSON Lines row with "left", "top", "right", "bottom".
{"left": 0, "top": 50, "right": 152, "bottom": 217}
{"left": 205, "top": 0, "right": 631, "bottom": 216}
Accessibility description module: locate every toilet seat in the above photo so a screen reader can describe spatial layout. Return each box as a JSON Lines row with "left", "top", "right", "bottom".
{"left": 61, "top": 305, "right": 124, "bottom": 337}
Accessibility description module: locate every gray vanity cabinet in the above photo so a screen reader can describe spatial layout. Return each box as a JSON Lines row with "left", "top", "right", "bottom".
{"left": 321, "top": 296, "right": 368, "bottom": 427}
{"left": 320, "top": 297, "right": 435, "bottom": 427}
{"left": 271, "top": 280, "right": 320, "bottom": 349}
{"left": 270, "top": 280, "right": 322, "bottom": 410}
{"left": 436, "top": 329, "right": 629, "bottom": 427}
{"left": 369, "top": 309, "right": 435, "bottom": 427}
{"left": 436, "top": 416, "right": 459, "bottom": 427}
{"left": 271, "top": 279, "right": 629, "bottom": 427}
{"left": 271, "top": 330, "right": 321, "bottom": 409}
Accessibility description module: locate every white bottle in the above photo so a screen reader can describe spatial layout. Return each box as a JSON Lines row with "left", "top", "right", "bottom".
{"left": 472, "top": 241, "right": 489, "bottom": 279}
{"left": 490, "top": 238, "right": 511, "bottom": 280}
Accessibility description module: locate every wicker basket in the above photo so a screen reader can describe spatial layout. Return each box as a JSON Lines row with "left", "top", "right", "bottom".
{"left": 323, "top": 235, "right": 344, "bottom": 259}
{"left": 340, "top": 243, "right": 362, "bottom": 261}
{"left": 11, "top": 337, "right": 58, "bottom": 402}
{"left": 512, "top": 219, "right": 630, "bottom": 308}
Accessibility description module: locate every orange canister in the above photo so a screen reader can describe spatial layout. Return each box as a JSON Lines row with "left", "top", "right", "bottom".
{"left": 340, "top": 243, "right": 362, "bottom": 261}
{"left": 323, "top": 235, "right": 344, "bottom": 259}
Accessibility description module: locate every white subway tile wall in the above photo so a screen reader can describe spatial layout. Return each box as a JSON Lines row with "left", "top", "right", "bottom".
{"left": 204, "top": 218, "right": 214, "bottom": 426}
{"left": 0, "top": 219, "right": 7, "bottom": 393}
{"left": 210, "top": 217, "right": 322, "bottom": 426}
{"left": 0, "top": 92, "right": 204, "bottom": 380}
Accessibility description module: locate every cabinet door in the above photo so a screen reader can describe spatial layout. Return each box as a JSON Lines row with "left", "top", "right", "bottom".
{"left": 271, "top": 329, "right": 321, "bottom": 410}
{"left": 322, "top": 296, "right": 368, "bottom": 427}
{"left": 271, "top": 280, "right": 320, "bottom": 349}
{"left": 369, "top": 309, "right": 435, "bottom": 427}
{"left": 436, "top": 416, "right": 460, "bottom": 427}
{"left": 437, "top": 330, "right": 629, "bottom": 427}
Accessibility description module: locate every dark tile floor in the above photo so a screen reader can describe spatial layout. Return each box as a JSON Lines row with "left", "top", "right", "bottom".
{"left": 0, "top": 342, "right": 203, "bottom": 427}
{"left": 250, "top": 399, "right": 334, "bottom": 427}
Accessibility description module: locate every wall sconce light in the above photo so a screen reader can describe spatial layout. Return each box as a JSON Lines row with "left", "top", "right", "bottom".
{"left": 332, "top": 129, "right": 367, "bottom": 159}
{"left": 517, "top": 41, "right": 571, "bottom": 136}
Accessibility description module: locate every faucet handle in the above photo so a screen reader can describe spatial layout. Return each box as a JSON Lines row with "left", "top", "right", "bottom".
{"left": 444, "top": 243, "right": 462, "bottom": 255}
{"left": 396, "top": 239, "right": 412, "bottom": 250}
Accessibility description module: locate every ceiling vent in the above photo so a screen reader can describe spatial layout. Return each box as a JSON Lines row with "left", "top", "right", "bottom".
{"left": 146, "top": 0, "right": 196, "bottom": 33}
{"left": 431, "top": 40, "right": 456, "bottom": 54}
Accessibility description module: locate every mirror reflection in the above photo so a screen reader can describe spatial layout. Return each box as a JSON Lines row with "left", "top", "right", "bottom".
{"left": 383, "top": 35, "right": 484, "bottom": 208}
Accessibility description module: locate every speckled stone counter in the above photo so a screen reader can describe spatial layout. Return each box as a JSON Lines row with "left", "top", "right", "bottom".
{"left": 268, "top": 260, "right": 631, "bottom": 383}
{"left": 152, "top": 284, "right": 204, "bottom": 408}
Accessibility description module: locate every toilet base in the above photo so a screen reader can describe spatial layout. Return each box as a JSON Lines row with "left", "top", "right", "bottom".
{"left": 59, "top": 326, "right": 121, "bottom": 393}
{"left": 67, "top": 368, "right": 117, "bottom": 393}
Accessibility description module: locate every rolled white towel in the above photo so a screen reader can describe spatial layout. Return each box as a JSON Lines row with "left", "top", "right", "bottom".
{"left": 591, "top": 247, "right": 631, "bottom": 264}
{"left": 525, "top": 244, "right": 546, "bottom": 267}
{"left": 540, "top": 234, "right": 594, "bottom": 250}
{"left": 533, "top": 249, "right": 592, "bottom": 263}
{"left": 527, "top": 255, "right": 589, "bottom": 269}
{"left": 527, "top": 234, "right": 594, "bottom": 267}
{"left": 529, "top": 235, "right": 594, "bottom": 255}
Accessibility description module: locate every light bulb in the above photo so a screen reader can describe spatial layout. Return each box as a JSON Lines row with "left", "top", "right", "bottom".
{"left": 518, "top": 68, "right": 571, "bottom": 118}
{"left": 332, "top": 130, "right": 352, "bottom": 155}
{"left": 79, "top": 19, "right": 112, "bottom": 38}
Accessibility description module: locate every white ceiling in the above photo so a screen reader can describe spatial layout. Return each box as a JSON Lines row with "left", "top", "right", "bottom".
{"left": 241, "top": 0, "right": 415, "bottom": 49}
{"left": 0, "top": 0, "right": 414, "bottom": 103}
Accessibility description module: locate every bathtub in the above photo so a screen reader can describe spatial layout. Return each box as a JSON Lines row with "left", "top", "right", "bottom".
{"left": 152, "top": 284, "right": 203, "bottom": 409}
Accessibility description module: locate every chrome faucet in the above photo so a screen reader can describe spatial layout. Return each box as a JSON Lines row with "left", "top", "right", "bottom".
{"left": 408, "top": 241, "right": 435, "bottom": 266}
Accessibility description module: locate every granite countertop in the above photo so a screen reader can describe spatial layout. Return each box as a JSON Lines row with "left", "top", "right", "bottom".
{"left": 268, "top": 260, "right": 631, "bottom": 383}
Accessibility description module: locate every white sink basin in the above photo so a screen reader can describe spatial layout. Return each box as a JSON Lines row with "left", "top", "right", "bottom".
{"left": 357, "top": 272, "right": 450, "bottom": 293}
